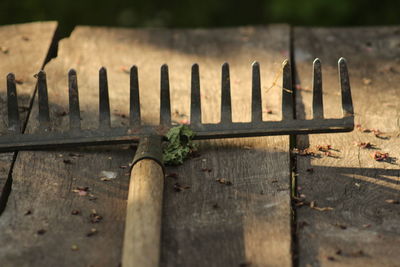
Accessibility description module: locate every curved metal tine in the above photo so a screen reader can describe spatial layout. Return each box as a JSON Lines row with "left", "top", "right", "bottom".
{"left": 338, "top": 58, "right": 354, "bottom": 117}
{"left": 99, "top": 67, "right": 111, "bottom": 129}
{"left": 312, "top": 58, "right": 324, "bottom": 119}
{"left": 160, "top": 64, "right": 171, "bottom": 125}
{"left": 129, "top": 65, "right": 141, "bottom": 126}
{"left": 6, "top": 73, "right": 21, "bottom": 133}
{"left": 282, "top": 60, "right": 294, "bottom": 120}
{"left": 251, "top": 62, "right": 262, "bottom": 122}
{"left": 37, "top": 70, "right": 51, "bottom": 131}
{"left": 68, "top": 69, "right": 81, "bottom": 130}
{"left": 190, "top": 64, "right": 201, "bottom": 125}
{"left": 221, "top": 62, "right": 232, "bottom": 123}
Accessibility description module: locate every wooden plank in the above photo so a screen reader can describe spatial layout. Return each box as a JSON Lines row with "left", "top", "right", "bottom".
{"left": 0, "top": 25, "right": 293, "bottom": 266}
{"left": 0, "top": 21, "right": 58, "bottom": 211}
{"left": 294, "top": 27, "right": 400, "bottom": 266}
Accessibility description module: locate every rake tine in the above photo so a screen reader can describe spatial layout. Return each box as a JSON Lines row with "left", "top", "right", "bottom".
{"left": 221, "top": 62, "right": 232, "bottom": 123}
{"left": 99, "top": 67, "right": 111, "bottom": 129}
{"left": 6, "top": 73, "right": 21, "bottom": 132}
{"left": 68, "top": 69, "right": 81, "bottom": 130}
{"left": 129, "top": 65, "right": 141, "bottom": 126}
{"left": 37, "top": 70, "right": 50, "bottom": 130}
{"left": 160, "top": 64, "right": 171, "bottom": 125}
{"left": 338, "top": 58, "right": 354, "bottom": 117}
{"left": 312, "top": 58, "right": 324, "bottom": 119}
{"left": 190, "top": 64, "right": 201, "bottom": 125}
{"left": 282, "top": 60, "right": 293, "bottom": 120}
{"left": 251, "top": 62, "right": 262, "bottom": 122}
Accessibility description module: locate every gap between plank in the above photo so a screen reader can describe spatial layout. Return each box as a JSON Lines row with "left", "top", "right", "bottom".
{"left": 0, "top": 24, "right": 74, "bottom": 215}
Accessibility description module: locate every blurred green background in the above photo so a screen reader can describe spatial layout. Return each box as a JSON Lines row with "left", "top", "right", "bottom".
{"left": 1, "top": 0, "right": 399, "bottom": 35}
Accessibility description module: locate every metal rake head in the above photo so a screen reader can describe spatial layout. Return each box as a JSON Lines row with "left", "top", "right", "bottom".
{"left": 0, "top": 58, "right": 353, "bottom": 151}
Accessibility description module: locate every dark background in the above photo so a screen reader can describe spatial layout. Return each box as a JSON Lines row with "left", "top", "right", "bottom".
{"left": 1, "top": 0, "right": 399, "bottom": 35}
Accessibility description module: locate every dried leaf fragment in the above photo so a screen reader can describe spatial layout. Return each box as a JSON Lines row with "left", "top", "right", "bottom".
{"left": 0, "top": 46, "right": 9, "bottom": 54}
{"left": 166, "top": 173, "right": 178, "bottom": 179}
{"left": 362, "top": 78, "right": 372, "bottom": 85}
{"left": 354, "top": 141, "right": 374, "bottom": 149}
{"left": 15, "top": 78, "right": 24, "bottom": 84}
{"left": 86, "top": 228, "right": 98, "bottom": 237}
{"left": 371, "top": 151, "right": 389, "bottom": 161}
{"left": 37, "top": 229, "right": 46, "bottom": 235}
{"left": 90, "top": 210, "right": 103, "bottom": 223}
{"left": 99, "top": 171, "right": 117, "bottom": 181}
{"left": 292, "top": 148, "right": 315, "bottom": 157}
{"left": 71, "top": 210, "right": 80, "bottom": 215}
{"left": 334, "top": 223, "right": 347, "bottom": 229}
{"left": 385, "top": 199, "right": 399, "bottom": 204}
{"left": 313, "top": 206, "right": 334, "bottom": 211}
{"left": 316, "top": 145, "right": 332, "bottom": 152}
{"left": 72, "top": 186, "right": 89, "bottom": 196}
{"left": 173, "top": 182, "right": 190, "bottom": 192}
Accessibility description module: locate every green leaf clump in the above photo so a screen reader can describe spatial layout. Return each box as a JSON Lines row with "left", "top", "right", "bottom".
{"left": 163, "top": 125, "right": 197, "bottom": 166}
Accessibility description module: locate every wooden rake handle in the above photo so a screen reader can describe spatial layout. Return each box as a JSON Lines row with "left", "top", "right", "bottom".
{"left": 122, "top": 136, "right": 164, "bottom": 267}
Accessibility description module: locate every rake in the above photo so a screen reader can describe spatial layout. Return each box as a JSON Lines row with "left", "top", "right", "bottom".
{"left": 1, "top": 58, "right": 353, "bottom": 267}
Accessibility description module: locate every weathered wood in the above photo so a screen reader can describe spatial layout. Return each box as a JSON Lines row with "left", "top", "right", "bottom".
{"left": 0, "top": 25, "right": 293, "bottom": 266}
{"left": 0, "top": 21, "right": 58, "bottom": 211}
{"left": 123, "top": 159, "right": 164, "bottom": 267}
{"left": 294, "top": 27, "right": 400, "bottom": 266}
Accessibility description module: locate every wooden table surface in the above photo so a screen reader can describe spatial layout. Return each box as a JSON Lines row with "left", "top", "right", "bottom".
{"left": 0, "top": 22, "right": 398, "bottom": 267}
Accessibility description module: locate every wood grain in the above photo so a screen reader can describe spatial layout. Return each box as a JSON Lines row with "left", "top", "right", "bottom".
{"left": 294, "top": 27, "right": 400, "bottom": 267}
{"left": 0, "top": 21, "right": 58, "bottom": 211}
{"left": 0, "top": 25, "right": 293, "bottom": 266}
{"left": 123, "top": 159, "right": 164, "bottom": 267}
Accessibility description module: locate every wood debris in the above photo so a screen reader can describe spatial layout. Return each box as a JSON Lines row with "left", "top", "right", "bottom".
{"left": 293, "top": 197, "right": 334, "bottom": 211}
{"left": 216, "top": 178, "right": 233, "bottom": 185}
